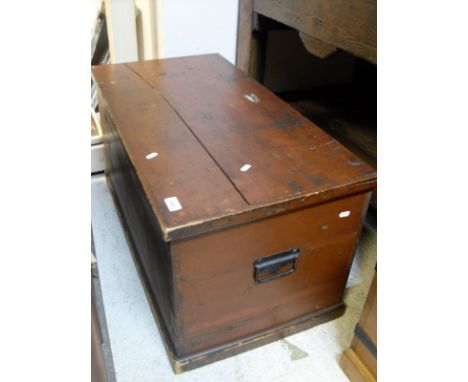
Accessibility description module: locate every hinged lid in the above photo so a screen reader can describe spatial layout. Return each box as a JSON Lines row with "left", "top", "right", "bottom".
{"left": 92, "top": 54, "right": 376, "bottom": 241}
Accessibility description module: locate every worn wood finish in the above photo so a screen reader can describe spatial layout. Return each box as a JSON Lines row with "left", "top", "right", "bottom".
{"left": 93, "top": 55, "right": 375, "bottom": 241}
{"left": 92, "top": 278, "right": 108, "bottom": 382}
{"left": 283, "top": 89, "right": 377, "bottom": 169}
{"left": 254, "top": 0, "right": 376, "bottom": 64}
{"left": 340, "top": 348, "right": 376, "bottom": 382}
{"left": 172, "top": 192, "right": 371, "bottom": 356}
{"left": 108, "top": 166, "right": 349, "bottom": 372}
{"left": 299, "top": 32, "right": 337, "bottom": 59}
{"left": 358, "top": 274, "right": 377, "bottom": 345}
{"left": 92, "top": 55, "right": 377, "bottom": 372}
{"left": 351, "top": 336, "right": 377, "bottom": 377}
{"left": 236, "top": 0, "right": 255, "bottom": 76}
{"left": 93, "top": 63, "right": 248, "bottom": 234}
{"left": 127, "top": 56, "right": 375, "bottom": 202}
{"left": 176, "top": 304, "right": 346, "bottom": 372}
{"left": 98, "top": 99, "right": 179, "bottom": 348}
{"left": 91, "top": 233, "right": 116, "bottom": 382}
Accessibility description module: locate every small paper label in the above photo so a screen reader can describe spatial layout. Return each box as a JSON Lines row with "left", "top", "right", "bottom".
{"left": 240, "top": 164, "right": 252, "bottom": 172}
{"left": 164, "top": 197, "right": 182, "bottom": 212}
{"left": 244, "top": 93, "right": 260, "bottom": 103}
{"left": 146, "top": 152, "right": 158, "bottom": 160}
{"left": 339, "top": 211, "right": 351, "bottom": 218}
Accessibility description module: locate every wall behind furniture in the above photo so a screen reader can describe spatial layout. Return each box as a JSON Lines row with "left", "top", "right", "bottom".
{"left": 160, "top": 0, "right": 239, "bottom": 64}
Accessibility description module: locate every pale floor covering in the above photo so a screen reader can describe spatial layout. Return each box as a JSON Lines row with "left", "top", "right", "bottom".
{"left": 91, "top": 174, "right": 377, "bottom": 382}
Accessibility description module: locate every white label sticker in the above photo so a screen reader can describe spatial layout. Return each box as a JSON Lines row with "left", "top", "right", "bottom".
{"left": 240, "top": 164, "right": 252, "bottom": 172}
{"left": 244, "top": 93, "right": 260, "bottom": 103}
{"left": 164, "top": 197, "right": 182, "bottom": 212}
{"left": 339, "top": 211, "right": 351, "bottom": 218}
{"left": 145, "top": 152, "right": 158, "bottom": 160}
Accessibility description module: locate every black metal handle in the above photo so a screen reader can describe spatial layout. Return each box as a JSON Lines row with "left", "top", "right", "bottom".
{"left": 254, "top": 248, "right": 300, "bottom": 284}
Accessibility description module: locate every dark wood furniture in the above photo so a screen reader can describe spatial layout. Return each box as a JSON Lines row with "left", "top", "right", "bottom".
{"left": 236, "top": 0, "right": 377, "bottom": 210}
{"left": 237, "top": 0, "right": 376, "bottom": 79}
{"left": 92, "top": 54, "right": 377, "bottom": 373}
{"left": 340, "top": 272, "right": 377, "bottom": 381}
{"left": 92, "top": 276, "right": 109, "bottom": 382}
{"left": 91, "top": 230, "right": 115, "bottom": 382}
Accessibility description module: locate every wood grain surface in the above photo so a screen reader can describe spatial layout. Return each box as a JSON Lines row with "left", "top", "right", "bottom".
{"left": 92, "top": 55, "right": 376, "bottom": 240}
{"left": 254, "top": 0, "right": 376, "bottom": 63}
{"left": 340, "top": 273, "right": 377, "bottom": 381}
{"left": 99, "top": 101, "right": 178, "bottom": 344}
{"left": 172, "top": 191, "right": 371, "bottom": 355}
{"left": 94, "top": 54, "right": 377, "bottom": 371}
{"left": 236, "top": 0, "right": 256, "bottom": 75}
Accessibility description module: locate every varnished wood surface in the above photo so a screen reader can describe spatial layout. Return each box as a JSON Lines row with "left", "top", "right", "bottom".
{"left": 172, "top": 191, "right": 371, "bottom": 355}
{"left": 104, "top": 153, "right": 356, "bottom": 372}
{"left": 236, "top": 0, "right": 256, "bottom": 75}
{"left": 94, "top": 55, "right": 376, "bottom": 372}
{"left": 340, "top": 272, "right": 377, "bottom": 381}
{"left": 282, "top": 87, "right": 376, "bottom": 169}
{"left": 99, "top": 100, "right": 180, "bottom": 347}
{"left": 254, "top": 0, "right": 376, "bottom": 64}
{"left": 340, "top": 348, "right": 376, "bottom": 382}
{"left": 93, "top": 64, "right": 248, "bottom": 234}
{"left": 351, "top": 273, "right": 377, "bottom": 376}
{"left": 351, "top": 337, "right": 376, "bottom": 378}
{"left": 92, "top": 55, "right": 376, "bottom": 241}
{"left": 175, "top": 303, "right": 345, "bottom": 372}
{"left": 358, "top": 274, "right": 377, "bottom": 345}
{"left": 106, "top": 163, "right": 362, "bottom": 372}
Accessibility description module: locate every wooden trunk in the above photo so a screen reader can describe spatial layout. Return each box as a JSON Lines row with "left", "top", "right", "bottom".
{"left": 91, "top": 54, "right": 377, "bottom": 373}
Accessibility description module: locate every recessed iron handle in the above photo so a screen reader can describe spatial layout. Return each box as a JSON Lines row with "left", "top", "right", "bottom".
{"left": 254, "top": 248, "right": 300, "bottom": 284}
